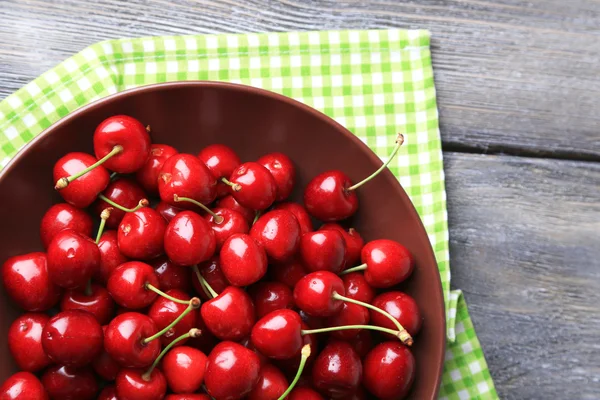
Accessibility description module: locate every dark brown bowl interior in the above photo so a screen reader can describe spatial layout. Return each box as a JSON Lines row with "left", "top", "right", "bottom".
{"left": 0, "top": 81, "right": 445, "bottom": 398}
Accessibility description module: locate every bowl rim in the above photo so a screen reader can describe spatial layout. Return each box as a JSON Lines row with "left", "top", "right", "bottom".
{"left": 0, "top": 80, "right": 446, "bottom": 397}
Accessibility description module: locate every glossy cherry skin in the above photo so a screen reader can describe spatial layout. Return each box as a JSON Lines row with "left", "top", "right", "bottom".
{"left": 0, "top": 372, "right": 49, "bottom": 400}
{"left": 257, "top": 152, "right": 296, "bottom": 202}
{"left": 8, "top": 313, "right": 51, "bottom": 372}
{"left": 148, "top": 289, "right": 196, "bottom": 347}
{"left": 94, "top": 115, "right": 151, "bottom": 173}
{"left": 165, "top": 395, "right": 211, "bottom": 400}
{"left": 93, "top": 326, "right": 121, "bottom": 381}
{"left": 95, "top": 178, "right": 147, "bottom": 228}
{"left": 229, "top": 162, "right": 277, "bottom": 210}
{"left": 151, "top": 257, "right": 192, "bottom": 292}
{"left": 165, "top": 211, "right": 216, "bottom": 266}
{"left": 271, "top": 258, "right": 307, "bottom": 289}
{"left": 60, "top": 284, "right": 115, "bottom": 324}
{"left": 98, "top": 386, "right": 118, "bottom": 400}
{"left": 53, "top": 152, "right": 110, "bottom": 208}
{"left": 320, "top": 223, "right": 364, "bottom": 267}
{"left": 248, "top": 364, "right": 288, "bottom": 400}
{"left": 220, "top": 234, "right": 267, "bottom": 286}
{"left": 288, "top": 387, "right": 324, "bottom": 400}
{"left": 250, "top": 209, "right": 301, "bottom": 262}
{"left": 201, "top": 286, "right": 256, "bottom": 341}
{"left": 155, "top": 201, "right": 184, "bottom": 222}
{"left": 249, "top": 281, "right": 294, "bottom": 318}
{"left": 118, "top": 207, "right": 166, "bottom": 260}
{"left": 47, "top": 229, "right": 100, "bottom": 289}
{"left": 215, "top": 195, "right": 255, "bottom": 224}
{"left": 104, "top": 312, "right": 160, "bottom": 368}
{"left": 344, "top": 330, "right": 374, "bottom": 359}
{"left": 163, "top": 346, "right": 208, "bottom": 394}
{"left": 204, "top": 341, "right": 261, "bottom": 400}
{"left": 136, "top": 143, "right": 178, "bottom": 194}
{"left": 1, "top": 252, "right": 60, "bottom": 311}
{"left": 328, "top": 302, "right": 369, "bottom": 340}
{"left": 40, "top": 203, "right": 93, "bottom": 249}
{"left": 41, "top": 365, "right": 97, "bottom": 400}
{"left": 273, "top": 202, "right": 313, "bottom": 235}
{"left": 293, "top": 271, "right": 345, "bottom": 317}
{"left": 371, "top": 291, "right": 422, "bottom": 337}
{"left": 341, "top": 272, "right": 375, "bottom": 304}
{"left": 107, "top": 261, "right": 159, "bottom": 309}
{"left": 158, "top": 153, "right": 217, "bottom": 206}
{"left": 205, "top": 208, "right": 249, "bottom": 250}
{"left": 198, "top": 144, "right": 241, "bottom": 198}
{"left": 361, "top": 239, "right": 414, "bottom": 288}
{"left": 115, "top": 368, "right": 166, "bottom": 400}
{"left": 312, "top": 341, "right": 362, "bottom": 399}
{"left": 363, "top": 342, "right": 415, "bottom": 399}
{"left": 304, "top": 170, "right": 357, "bottom": 222}
{"left": 274, "top": 322, "right": 317, "bottom": 375}
{"left": 300, "top": 230, "right": 346, "bottom": 274}
{"left": 192, "top": 257, "right": 229, "bottom": 300}
{"left": 251, "top": 309, "right": 303, "bottom": 360}
{"left": 96, "top": 230, "right": 129, "bottom": 284}
{"left": 42, "top": 310, "right": 103, "bottom": 367}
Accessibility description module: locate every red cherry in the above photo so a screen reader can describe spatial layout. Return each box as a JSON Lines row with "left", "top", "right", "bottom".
{"left": 198, "top": 144, "right": 241, "bottom": 198}
{"left": 370, "top": 291, "right": 422, "bottom": 337}
{"left": 8, "top": 313, "right": 51, "bottom": 372}
{"left": 327, "top": 303, "right": 369, "bottom": 340}
{"left": 204, "top": 341, "right": 261, "bottom": 400}
{"left": 273, "top": 202, "right": 313, "bottom": 235}
{"left": 42, "top": 310, "right": 103, "bottom": 367}
{"left": 1, "top": 252, "right": 60, "bottom": 311}
{"left": 93, "top": 326, "right": 121, "bottom": 381}
{"left": 0, "top": 372, "right": 48, "bottom": 400}
{"left": 249, "top": 281, "right": 294, "bottom": 318}
{"left": 60, "top": 284, "right": 115, "bottom": 324}
{"left": 192, "top": 257, "right": 229, "bottom": 300}
{"left": 312, "top": 341, "right": 362, "bottom": 399}
{"left": 271, "top": 258, "right": 307, "bottom": 289}
{"left": 204, "top": 208, "right": 249, "bottom": 251}
{"left": 136, "top": 143, "right": 178, "bottom": 194}
{"left": 98, "top": 386, "right": 118, "bottom": 400}
{"left": 215, "top": 195, "right": 255, "bottom": 224}
{"left": 164, "top": 211, "right": 216, "bottom": 266}
{"left": 300, "top": 230, "right": 346, "bottom": 274}
{"left": 115, "top": 368, "right": 166, "bottom": 400}
{"left": 158, "top": 154, "right": 217, "bottom": 206}
{"left": 363, "top": 342, "right": 415, "bottom": 399}
{"left": 341, "top": 272, "right": 375, "bottom": 304}
{"left": 248, "top": 364, "right": 288, "bottom": 400}
{"left": 165, "top": 395, "right": 211, "bottom": 400}
{"left": 151, "top": 257, "right": 192, "bottom": 292}
{"left": 40, "top": 203, "right": 93, "bottom": 248}
{"left": 155, "top": 201, "right": 184, "bottom": 222}
{"left": 359, "top": 239, "right": 414, "bottom": 288}
{"left": 274, "top": 322, "right": 318, "bottom": 375}
{"left": 104, "top": 312, "right": 160, "bottom": 368}
{"left": 250, "top": 210, "right": 301, "bottom": 262}
{"left": 298, "top": 310, "right": 326, "bottom": 330}
{"left": 94, "top": 115, "right": 151, "bottom": 173}
{"left": 257, "top": 152, "right": 296, "bottom": 201}
{"left": 187, "top": 313, "right": 219, "bottom": 355}
{"left": 96, "top": 230, "right": 129, "bottom": 284}
{"left": 288, "top": 387, "right": 324, "bottom": 400}
{"left": 41, "top": 365, "right": 97, "bottom": 400}
{"left": 293, "top": 271, "right": 344, "bottom": 317}
{"left": 342, "top": 330, "right": 374, "bottom": 359}
{"left": 251, "top": 309, "right": 303, "bottom": 359}
{"left": 148, "top": 289, "right": 196, "bottom": 347}
{"left": 108, "top": 261, "right": 159, "bottom": 309}
{"left": 220, "top": 234, "right": 267, "bottom": 286}
{"left": 163, "top": 346, "right": 208, "bottom": 394}
{"left": 94, "top": 178, "right": 148, "bottom": 228}
{"left": 118, "top": 208, "right": 166, "bottom": 260}
{"left": 228, "top": 162, "right": 277, "bottom": 210}
{"left": 53, "top": 152, "right": 110, "bottom": 208}
{"left": 239, "top": 336, "right": 270, "bottom": 367}
{"left": 200, "top": 286, "right": 256, "bottom": 341}
{"left": 47, "top": 229, "right": 100, "bottom": 289}
{"left": 320, "top": 223, "right": 364, "bottom": 267}
{"left": 304, "top": 170, "right": 356, "bottom": 222}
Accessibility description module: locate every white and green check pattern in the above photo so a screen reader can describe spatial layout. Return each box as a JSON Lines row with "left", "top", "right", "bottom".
{"left": 0, "top": 29, "right": 497, "bottom": 399}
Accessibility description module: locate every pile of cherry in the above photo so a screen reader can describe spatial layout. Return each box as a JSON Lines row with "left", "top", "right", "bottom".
{"left": 0, "top": 115, "right": 422, "bottom": 400}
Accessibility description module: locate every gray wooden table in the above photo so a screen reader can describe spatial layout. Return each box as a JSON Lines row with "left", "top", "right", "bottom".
{"left": 1, "top": 1, "right": 599, "bottom": 398}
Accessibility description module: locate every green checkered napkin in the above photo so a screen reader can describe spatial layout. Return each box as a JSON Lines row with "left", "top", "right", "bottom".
{"left": 0, "top": 29, "right": 497, "bottom": 399}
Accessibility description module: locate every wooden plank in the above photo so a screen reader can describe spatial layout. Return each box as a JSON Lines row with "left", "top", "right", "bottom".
{"left": 445, "top": 152, "right": 600, "bottom": 399}
{"left": 0, "top": 0, "right": 599, "bottom": 157}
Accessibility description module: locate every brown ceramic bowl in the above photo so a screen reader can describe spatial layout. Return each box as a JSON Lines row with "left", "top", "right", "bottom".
{"left": 0, "top": 81, "right": 445, "bottom": 398}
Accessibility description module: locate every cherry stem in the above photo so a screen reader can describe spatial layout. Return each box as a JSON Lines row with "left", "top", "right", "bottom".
{"left": 98, "top": 195, "right": 149, "bottom": 213}
{"left": 192, "top": 265, "right": 218, "bottom": 299}
{"left": 221, "top": 177, "right": 241, "bottom": 192}
{"left": 173, "top": 195, "right": 224, "bottom": 224}
{"left": 95, "top": 207, "right": 112, "bottom": 244}
{"left": 145, "top": 283, "right": 191, "bottom": 305}
{"left": 339, "top": 263, "right": 367, "bottom": 275}
{"left": 252, "top": 210, "right": 262, "bottom": 225}
{"left": 84, "top": 280, "right": 93, "bottom": 297}
{"left": 142, "top": 328, "right": 201, "bottom": 381}
{"left": 109, "top": 172, "right": 118, "bottom": 181}
{"left": 277, "top": 344, "right": 311, "bottom": 400}
{"left": 54, "top": 145, "right": 123, "bottom": 190}
{"left": 347, "top": 133, "right": 405, "bottom": 191}
{"left": 142, "top": 298, "right": 201, "bottom": 345}
{"left": 301, "top": 324, "right": 402, "bottom": 338}
{"left": 332, "top": 292, "right": 413, "bottom": 346}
